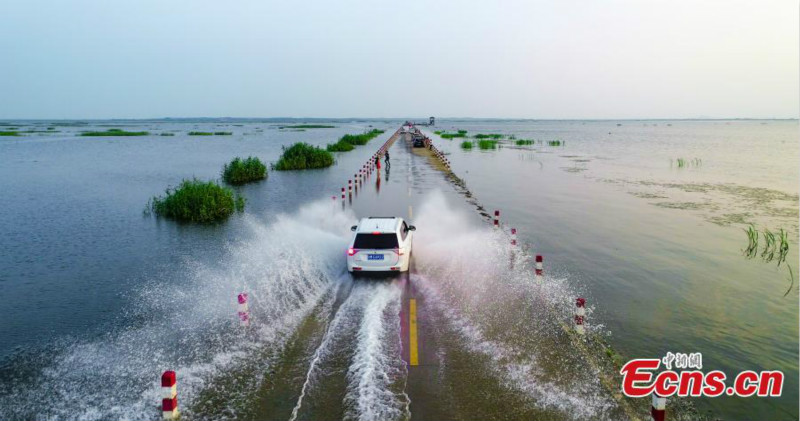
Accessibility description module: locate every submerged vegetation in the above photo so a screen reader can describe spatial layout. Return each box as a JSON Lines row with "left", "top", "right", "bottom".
{"left": 0, "top": 131, "right": 20, "bottom": 136}
{"left": 222, "top": 156, "right": 267, "bottom": 185}
{"left": 80, "top": 128, "right": 149, "bottom": 136}
{"left": 274, "top": 142, "right": 334, "bottom": 170}
{"left": 160, "top": 133, "right": 175, "bottom": 136}
{"left": 547, "top": 140, "right": 564, "bottom": 146}
{"left": 149, "top": 178, "right": 245, "bottom": 223}
{"left": 743, "top": 224, "right": 794, "bottom": 295}
{"left": 474, "top": 133, "right": 503, "bottom": 140}
{"left": 515, "top": 139, "right": 534, "bottom": 146}
{"left": 279, "top": 124, "right": 335, "bottom": 129}
{"left": 214, "top": 131, "right": 233, "bottom": 136}
{"left": 326, "top": 129, "right": 384, "bottom": 152}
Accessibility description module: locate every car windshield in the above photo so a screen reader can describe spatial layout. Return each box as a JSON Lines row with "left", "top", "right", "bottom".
{"left": 354, "top": 233, "right": 398, "bottom": 249}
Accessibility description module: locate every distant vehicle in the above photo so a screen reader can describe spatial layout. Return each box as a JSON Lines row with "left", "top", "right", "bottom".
{"left": 347, "top": 217, "right": 415, "bottom": 273}
{"left": 412, "top": 134, "right": 426, "bottom": 148}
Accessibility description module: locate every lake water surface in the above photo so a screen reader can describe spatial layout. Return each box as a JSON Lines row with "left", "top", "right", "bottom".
{"left": 0, "top": 119, "right": 796, "bottom": 420}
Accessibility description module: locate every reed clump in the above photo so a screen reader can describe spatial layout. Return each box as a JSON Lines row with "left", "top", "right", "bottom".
{"left": 326, "top": 129, "right": 384, "bottom": 152}
{"left": 149, "top": 178, "right": 245, "bottom": 223}
{"left": 274, "top": 142, "right": 334, "bottom": 170}
{"left": 214, "top": 132, "right": 233, "bottom": 136}
{"left": 188, "top": 132, "right": 214, "bottom": 136}
{"left": 460, "top": 141, "right": 473, "bottom": 149}
{"left": 515, "top": 139, "right": 534, "bottom": 145}
{"left": 474, "top": 133, "right": 503, "bottom": 139}
{"left": 80, "top": 128, "right": 149, "bottom": 136}
{"left": 477, "top": 139, "right": 498, "bottom": 149}
{"left": 222, "top": 156, "right": 267, "bottom": 185}
{"left": 547, "top": 140, "right": 563, "bottom": 146}
{"left": 0, "top": 131, "right": 20, "bottom": 136}
{"left": 743, "top": 225, "right": 794, "bottom": 295}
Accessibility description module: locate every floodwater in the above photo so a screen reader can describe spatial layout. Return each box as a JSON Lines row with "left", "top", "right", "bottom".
{"left": 0, "top": 119, "right": 797, "bottom": 420}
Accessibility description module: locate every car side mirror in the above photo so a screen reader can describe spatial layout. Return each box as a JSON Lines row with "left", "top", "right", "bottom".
{"left": 351, "top": 225, "right": 358, "bottom": 231}
{"left": 408, "top": 225, "right": 416, "bottom": 231}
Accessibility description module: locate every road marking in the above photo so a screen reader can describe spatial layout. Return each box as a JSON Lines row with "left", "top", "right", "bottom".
{"left": 409, "top": 298, "right": 419, "bottom": 366}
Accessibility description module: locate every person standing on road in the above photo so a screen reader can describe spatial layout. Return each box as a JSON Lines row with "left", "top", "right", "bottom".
{"left": 384, "top": 151, "right": 390, "bottom": 165}
{"left": 375, "top": 154, "right": 381, "bottom": 170}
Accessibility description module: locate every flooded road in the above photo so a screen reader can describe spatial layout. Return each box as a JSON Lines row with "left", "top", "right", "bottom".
{"left": 0, "top": 120, "right": 796, "bottom": 420}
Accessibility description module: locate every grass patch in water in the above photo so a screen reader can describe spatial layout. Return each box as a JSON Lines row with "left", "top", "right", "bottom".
{"left": 148, "top": 178, "right": 244, "bottom": 223}
{"left": 278, "top": 124, "right": 335, "bottom": 129}
{"left": 515, "top": 139, "right": 534, "bottom": 146}
{"left": 440, "top": 132, "right": 467, "bottom": 139}
{"left": 274, "top": 142, "right": 334, "bottom": 170}
{"left": 188, "top": 131, "right": 214, "bottom": 136}
{"left": 214, "top": 131, "right": 233, "bottom": 136}
{"left": 160, "top": 133, "right": 175, "bottom": 136}
{"left": 477, "top": 139, "right": 498, "bottom": 149}
{"left": 460, "top": 141, "right": 473, "bottom": 149}
{"left": 326, "top": 129, "right": 384, "bottom": 152}
{"left": 474, "top": 133, "right": 503, "bottom": 139}
{"left": 80, "top": 128, "right": 149, "bottom": 136}
{"left": 0, "top": 131, "right": 20, "bottom": 136}
{"left": 326, "top": 140, "right": 355, "bottom": 152}
{"left": 222, "top": 156, "right": 267, "bottom": 185}
{"left": 547, "top": 140, "right": 563, "bottom": 146}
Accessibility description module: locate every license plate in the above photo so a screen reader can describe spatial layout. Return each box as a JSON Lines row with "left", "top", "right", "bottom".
{"left": 367, "top": 254, "right": 384, "bottom": 261}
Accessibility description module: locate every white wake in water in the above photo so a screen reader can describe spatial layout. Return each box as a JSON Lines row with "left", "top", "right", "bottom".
{"left": 343, "top": 283, "right": 409, "bottom": 421}
{"left": 0, "top": 199, "right": 354, "bottom": 421}
{"left": 409, "top": 191, "right": 616, "bottom": 419}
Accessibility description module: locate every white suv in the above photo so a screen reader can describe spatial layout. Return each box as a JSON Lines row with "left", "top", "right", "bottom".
{"left": 347, "top": 217, "right": 415, "bottom": 273}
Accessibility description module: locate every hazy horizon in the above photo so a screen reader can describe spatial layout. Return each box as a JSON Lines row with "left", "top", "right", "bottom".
{"left": 1, "top": 0, "right": 797, "bottom": 119}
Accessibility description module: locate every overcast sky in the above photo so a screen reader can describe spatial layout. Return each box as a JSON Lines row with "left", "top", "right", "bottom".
{"left": 1, "top": 0, "right": 797, "bottom": 119}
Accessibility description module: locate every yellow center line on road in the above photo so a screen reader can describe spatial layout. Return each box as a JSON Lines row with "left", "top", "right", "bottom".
{"left": 409, "top": 298, "right": 419, "bottom": 366}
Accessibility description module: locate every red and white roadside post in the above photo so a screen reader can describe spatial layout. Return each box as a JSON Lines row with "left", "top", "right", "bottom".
{"left": 651, "top": 393, "right": 666, "bottom": 421}
{"left": 574, "top": 297, "right": 586, "bottom": 335}
{"left": 341, "top": 187, "right": 345, "bottom": 200}
{"left": 493, "top": 210, "right": 500, "bottom": 227}
{"left": 535, "top": 255, "right": 543, "bottom": 281}
{"left": 510, "top": 228, "right": 517, "bottom": 246}
{"left": 238, "top": 293, "right": 250, "bottom": 327}
{"left": 348, "top": 179, "right": 352, "bottom": 195}
{"left": 161, "top": 370, "right": 179, "bottom": 420}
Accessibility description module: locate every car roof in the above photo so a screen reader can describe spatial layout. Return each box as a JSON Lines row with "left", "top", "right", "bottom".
{"left": 356, "top": 217, "right": 401, "bottom": 233}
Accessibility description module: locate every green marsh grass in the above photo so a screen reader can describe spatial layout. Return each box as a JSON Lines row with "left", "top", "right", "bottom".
{"left": 672, "top": 158, "right": 702, "bottom": 168}
{"left": 460, "top": 141, "right": 473, "bottom": 149}
{"left": 474, "top": 133, "right": 503, "bottom": 139}
{"left": 214, "top": 132, "right": 233, "bottom": 136}
{"left": 778, "top": 229, "right": 789, "bottom": 266}
{"left": 762, "top": 229, "right": 776, "bottom": 262}
{"left": 188, "top": 131, "right": 214, "bottom": 136}
{"left": 149, "top": 178, "right": 244, "bottom": 223}
{"left": 80, "top": 128, "right": 149, "bottom": 136}
{"left": 433, "top": 131, "right": 443, "bottom": 135}
{"left": 274, "top": 142, "right": 334, "bottom": 170}
{"left": 515, "top": 139, "right": 534, "bottom": 146}
{"left": 0, "top": 131, "right": 20, "bottom": 136}
{"left": 547, "top": 140, "right": 563, "bottom": 146}
{"left": 222, "top": 156, "right": 267, "bottom": 185}
{"left": 160, "top": 133, "right": 175, "bottom": 136}
{"left": 477, "top": 139, "right": 498, "bottom": 150}
{"left": 743, "top": 225, "right": 759, "bottom": 259}
{"left": 327, "top": 129, "right": 384, "bottom": 152}
{"left": 440, "top": 132, "right": 467, "bottom": 139}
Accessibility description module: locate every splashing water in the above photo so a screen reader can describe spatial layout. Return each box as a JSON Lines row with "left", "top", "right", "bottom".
{"left": 410, "top": 191, "right": 617, "bottom": 419}
{"left": 0, "top": 199, "right": 355, "bottom": 420}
